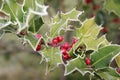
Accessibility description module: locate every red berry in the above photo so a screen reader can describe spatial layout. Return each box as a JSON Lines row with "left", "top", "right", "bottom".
{"left": 85, "top": 0, "right": 92, "bottom": 4}
{"left": 113, "top": 18, "right": 119, "bottom": 23}
{"left": 62, "top": 42, "right": 70, "bottom": 50}
{"left": 57, "top": 36, "right": 63, "bottom": 42}
{"left": 117, "top": 68, "right": 120, "bottom": 74}
{"left": 72, "top": 37, "right": 78, "bottom": 44}
{"left": 101, "top": 27, "right": 108, "bottom": 33}
{"left": 93, "top": 5, "right": 100, "bottom": 10}
{"left": 85, "top": 58, "right": 91, "bottom": 65}
{"left": 61, "top": 48, "right": 68, "bottom": 55}
{"left": 36, "top": 44, "right": 41, "bottom": 51}
{"left": 35, "top": 34, "right": 42, "bottom": 39}
{"left": 52, "top": 38, "right": 58, "bottom": 44}
{"left": 90, "top": 13, "right": 95, "bottom": 18}
{"left": 63, "top": 54, "right": 71, "bottom": 60}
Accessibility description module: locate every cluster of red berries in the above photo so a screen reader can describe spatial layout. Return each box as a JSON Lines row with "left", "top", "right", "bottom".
{"left": 49, "top": 36, "right": 78, "bottom": 60}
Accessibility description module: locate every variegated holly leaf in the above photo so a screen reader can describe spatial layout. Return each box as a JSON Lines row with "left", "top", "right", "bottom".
{"left": 97, "top": 68, "right": 120, "bottom": 80}
{"left": 40, "top": 47, "right": 62, "bottom": 71}
{"left": 64, "top": 56, "right": 88, "bottom": 76}
{"left": 1, "top": 0, "right": 24, "bottom": 22}
{"left": 104, "top": 0, "right": 120, "bottom": 17}
{"left": 50, "top": 8, "right": 82, "bottom": 38}
{"left": 73, "top": 18, "right": 110, "bottom": 51}
{"left": 25, "top": 32, "right": 42, "bottom": 51}
{"left": 91, "top": 45, "right": 120, "bottom": 69}
{"left": 115, "top": 54, "right": 120, "bottom": 68}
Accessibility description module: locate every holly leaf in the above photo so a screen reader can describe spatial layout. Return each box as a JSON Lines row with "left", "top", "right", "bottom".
{"left": 91, "top": 45, "right": 120, "bottom": 69}
{"left": 74, "top": 18, "right": 109, "bottom": 51}
{"left": 115, "top": 55, "right": 120, "bottom": 68}
{"left": 1, "top": 0, "right": 24, "bottom": 22}
{"left": 25, "top": 32, "right": 42, "bottom": 51}
{"left": 50, "top": 8, "right": 82, "bottom": 38}
{"left": 40, "top": 47, "right": 62, "bottom": 71}
{"left": 97, "top": 68, "right": 120, "bottom": 80}
{"left": 64, "top": 56, "right": 88, "bottom": 76}
{"left": 104, "top": 0, "right": 120, "bottom": 17}
{"left": 28, "top": 15, "right": 44, "bottom": 33}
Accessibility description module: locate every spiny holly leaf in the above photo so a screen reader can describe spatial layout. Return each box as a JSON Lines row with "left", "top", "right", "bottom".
{"left": 40, "top": 47, "right": 62, "bottom": 71}
{"left": 0, "top": 11, "right": 11, "bottom": 30}
{"left": 23, "top": 0, "right": 36, "bottom": 12}
{"left": 91, "top": 45, "right": 120, "bottom": 69}
{"left": 1, "top": 0, "right": 24, "bottom": 22}
{"left": 115, "top": 55, "right": 120, "bottom": 68}
{"left": 25, "top": 32, "right": 42, "bottom": 51}
{"left": 104, "top": 0, "right": 120, "bottom": 17}
{"left": 74, "top": 18, "right": 109, "bottom": 51}
{"left": 83, "top": 35, "right": 109, "bottom": 50}
{"left": 50, "top": 8, "right": 82, "bottom": 38}
{"left": 64, "top": 56, "right": 88, "bottom": 76}
{"left": 28, "top": 15, "right": 44, "bottom": 33}
{"left": 97, "top": 68, "right": 120, "bottom": 80}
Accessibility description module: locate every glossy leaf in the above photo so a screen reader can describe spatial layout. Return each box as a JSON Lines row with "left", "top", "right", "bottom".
{"left": 64, "top": 56, "right": 87, "bottom": 76}
{"left": 50, "top": 8, "right": 82, "bottom": 38}
{"left": 40, "top": 47, "right": 62, "bottom": 71}
{"left": 91, "top": 45, "right": 120, "bottom": 69}
{"left": 25, "top": 32, "right": 42, "bottom": 51}
{"left": 104, "top": 0, "right": 120, "bottom": 17}
{"left": 98, "top": 68, "right": 120, "bottom": 80}
{"left": 28, "top": 16, "right": 44, "bottom": 33}
{"left": 115, "top": 55, "right": 120, "bottom": 68}
{"left": 73, "top": 18, "right": 109, "bottom": 51}
{"left": 2, "top": 0, "right": 24, "bottom": 22}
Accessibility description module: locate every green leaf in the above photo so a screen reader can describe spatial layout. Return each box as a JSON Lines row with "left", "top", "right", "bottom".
{"left": 115, "top": 55, "right": 120, "bottom": 67}
{"left": 40, "top": 47, "right": 62, "bottom": 71}
{"left": 91, "top": 45, "right": 120, "bottom": 69}
{"left": 23, "top": 0, "right": 35, "bottom": 12}
{"left": 73, "top": 18, "right": 109, "bottom": 51}
{"left": 25, "top": 32, "right": 41, "bottom": 51}
{"left": 2, "top": 0, "right": 24, "bottom": 22}
{"left": 104, "top": 0, "right": 120, "bottom": 17}
{"left": 64, "top": 56, "right": 87, "bottom": 76}
{"left": 97, "top": 68, "right": 120, "bottom": 80}
{"left": 28, "top": 16, "right": 44, "bottom": 33}
{"left": 50, "top": 8, "right": 81, "bottom": 38}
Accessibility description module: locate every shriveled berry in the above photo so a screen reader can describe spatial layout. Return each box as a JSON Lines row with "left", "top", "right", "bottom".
{"left": 113, "top": 18, "right": 119, "bottom": 23}
{"left": 52, "top": 38, "right": 58, "bottom": 44}
{"left": 85, "top": 58, "right": 91, "bottom": 65}
{"left": 36, "top": 44, "right": 41, "bottom": 51}
{"left": 93, "top": 5, "right": 100, "bottom": 10}
{"left": 117, "top": 68, "right": 120, "bottom": 74}
{"left": 63, "top": 54, "right": 71, "bottom": 60}
{"left": 85, "top": 0, "right": 92, "bottom": 4}
{"left": 35, "top": 34, "right": 42, "bottom": 39}
{"left": 101, "top": 27, "right": 108, "bottom": 33}
{"left": 57, "top": 36, "right": 63, "bottom": 42}
{"left": 90, "top": 13, "right": 95, "bottom": 18}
